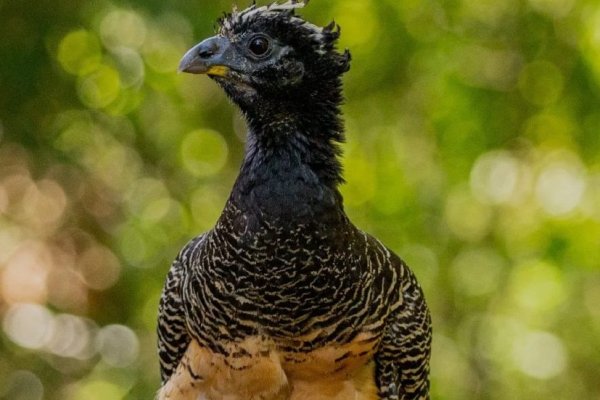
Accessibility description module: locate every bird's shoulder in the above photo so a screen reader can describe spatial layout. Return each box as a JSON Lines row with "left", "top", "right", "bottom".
{"left": 159, "top": 232, "right": 210, "bottom": 312}
{"left": 174, "top": 232, "right": 209, "bottom": 265}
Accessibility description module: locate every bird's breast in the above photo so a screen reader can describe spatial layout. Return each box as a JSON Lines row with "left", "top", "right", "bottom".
{"left": 184, "top": 221, "right": 373, "bottom": 343}
{"left": 158, "top": 333, "right": 380, "bottom": 400}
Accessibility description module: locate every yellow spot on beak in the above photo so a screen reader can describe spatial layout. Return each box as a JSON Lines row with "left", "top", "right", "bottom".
{"left": 206, "top": 65, "right": 230, "bottom": 77}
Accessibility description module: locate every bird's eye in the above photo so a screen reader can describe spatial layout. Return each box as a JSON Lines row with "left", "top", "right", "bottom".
{"left": 248, "top": 35, "right": 271, "bottom": 57}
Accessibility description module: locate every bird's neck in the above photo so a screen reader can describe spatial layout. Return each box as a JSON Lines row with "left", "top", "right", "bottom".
{"left": 229, "top": 92, "right": 346, "bottom": 220}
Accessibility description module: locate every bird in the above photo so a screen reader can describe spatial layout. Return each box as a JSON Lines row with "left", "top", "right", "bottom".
{"left": 157, "top": 1, "right": 431, "bottom": 399}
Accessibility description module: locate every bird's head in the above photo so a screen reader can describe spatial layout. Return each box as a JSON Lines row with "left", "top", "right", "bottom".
{"left": 179, "top": 1, "right": 351, "bottom": 115}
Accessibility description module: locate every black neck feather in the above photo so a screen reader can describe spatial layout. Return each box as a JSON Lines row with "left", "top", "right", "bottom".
{"left": 229, "top": 76, "right": 346, "bottom": 220}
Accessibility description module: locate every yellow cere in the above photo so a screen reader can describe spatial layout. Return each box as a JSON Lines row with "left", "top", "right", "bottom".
{"left": 206, "top": 65, "right": 230, "bottom": 77}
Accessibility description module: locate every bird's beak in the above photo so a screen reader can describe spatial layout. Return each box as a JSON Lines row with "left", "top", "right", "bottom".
{"left": 178, "top": 35, "right": 234, "bottom": 77}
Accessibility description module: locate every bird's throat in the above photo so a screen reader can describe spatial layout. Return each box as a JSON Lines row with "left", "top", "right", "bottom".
{"left": 230, "top": 122, "right": 344, "bottom": 220}
{"left": 228, "top": 77, "right": 347, "bottom": 220}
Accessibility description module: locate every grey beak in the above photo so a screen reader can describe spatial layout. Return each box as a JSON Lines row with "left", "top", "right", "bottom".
{"left": 179, "top": 36, "right": 231, "bottom": 74}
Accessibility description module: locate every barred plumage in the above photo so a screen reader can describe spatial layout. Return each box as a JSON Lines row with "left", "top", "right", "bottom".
{"left": 158, "top": 1, "right": 431, "bottom": 399}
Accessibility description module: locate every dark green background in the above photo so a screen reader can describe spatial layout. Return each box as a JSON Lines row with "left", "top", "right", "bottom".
{"left": 1, "top": 0, "right": 599, "bottom": 399}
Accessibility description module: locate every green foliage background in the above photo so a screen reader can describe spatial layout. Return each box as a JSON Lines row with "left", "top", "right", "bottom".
{"left": 1, "top": 0, "right": 599, "bottom": 399}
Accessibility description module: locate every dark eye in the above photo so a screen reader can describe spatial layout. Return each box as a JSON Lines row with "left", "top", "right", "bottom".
{"left": 248, "top": 35, "right": 271, "bottom": 57}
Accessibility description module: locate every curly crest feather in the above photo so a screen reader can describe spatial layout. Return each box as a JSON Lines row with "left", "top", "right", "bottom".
{"left": 218, "top": 0, "right": 347, "bottom": 61}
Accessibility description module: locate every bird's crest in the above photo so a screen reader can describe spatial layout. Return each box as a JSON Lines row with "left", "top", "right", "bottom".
{"left": 218, "top": 0, "right": 342, "bottom": 54}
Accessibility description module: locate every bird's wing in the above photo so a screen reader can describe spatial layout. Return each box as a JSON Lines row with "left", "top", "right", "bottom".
{"left": 375, "top": 253, "right": 432, "bottom": 400}
{"left": 157, "top": 234, "right": 206, "bottom": 384}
